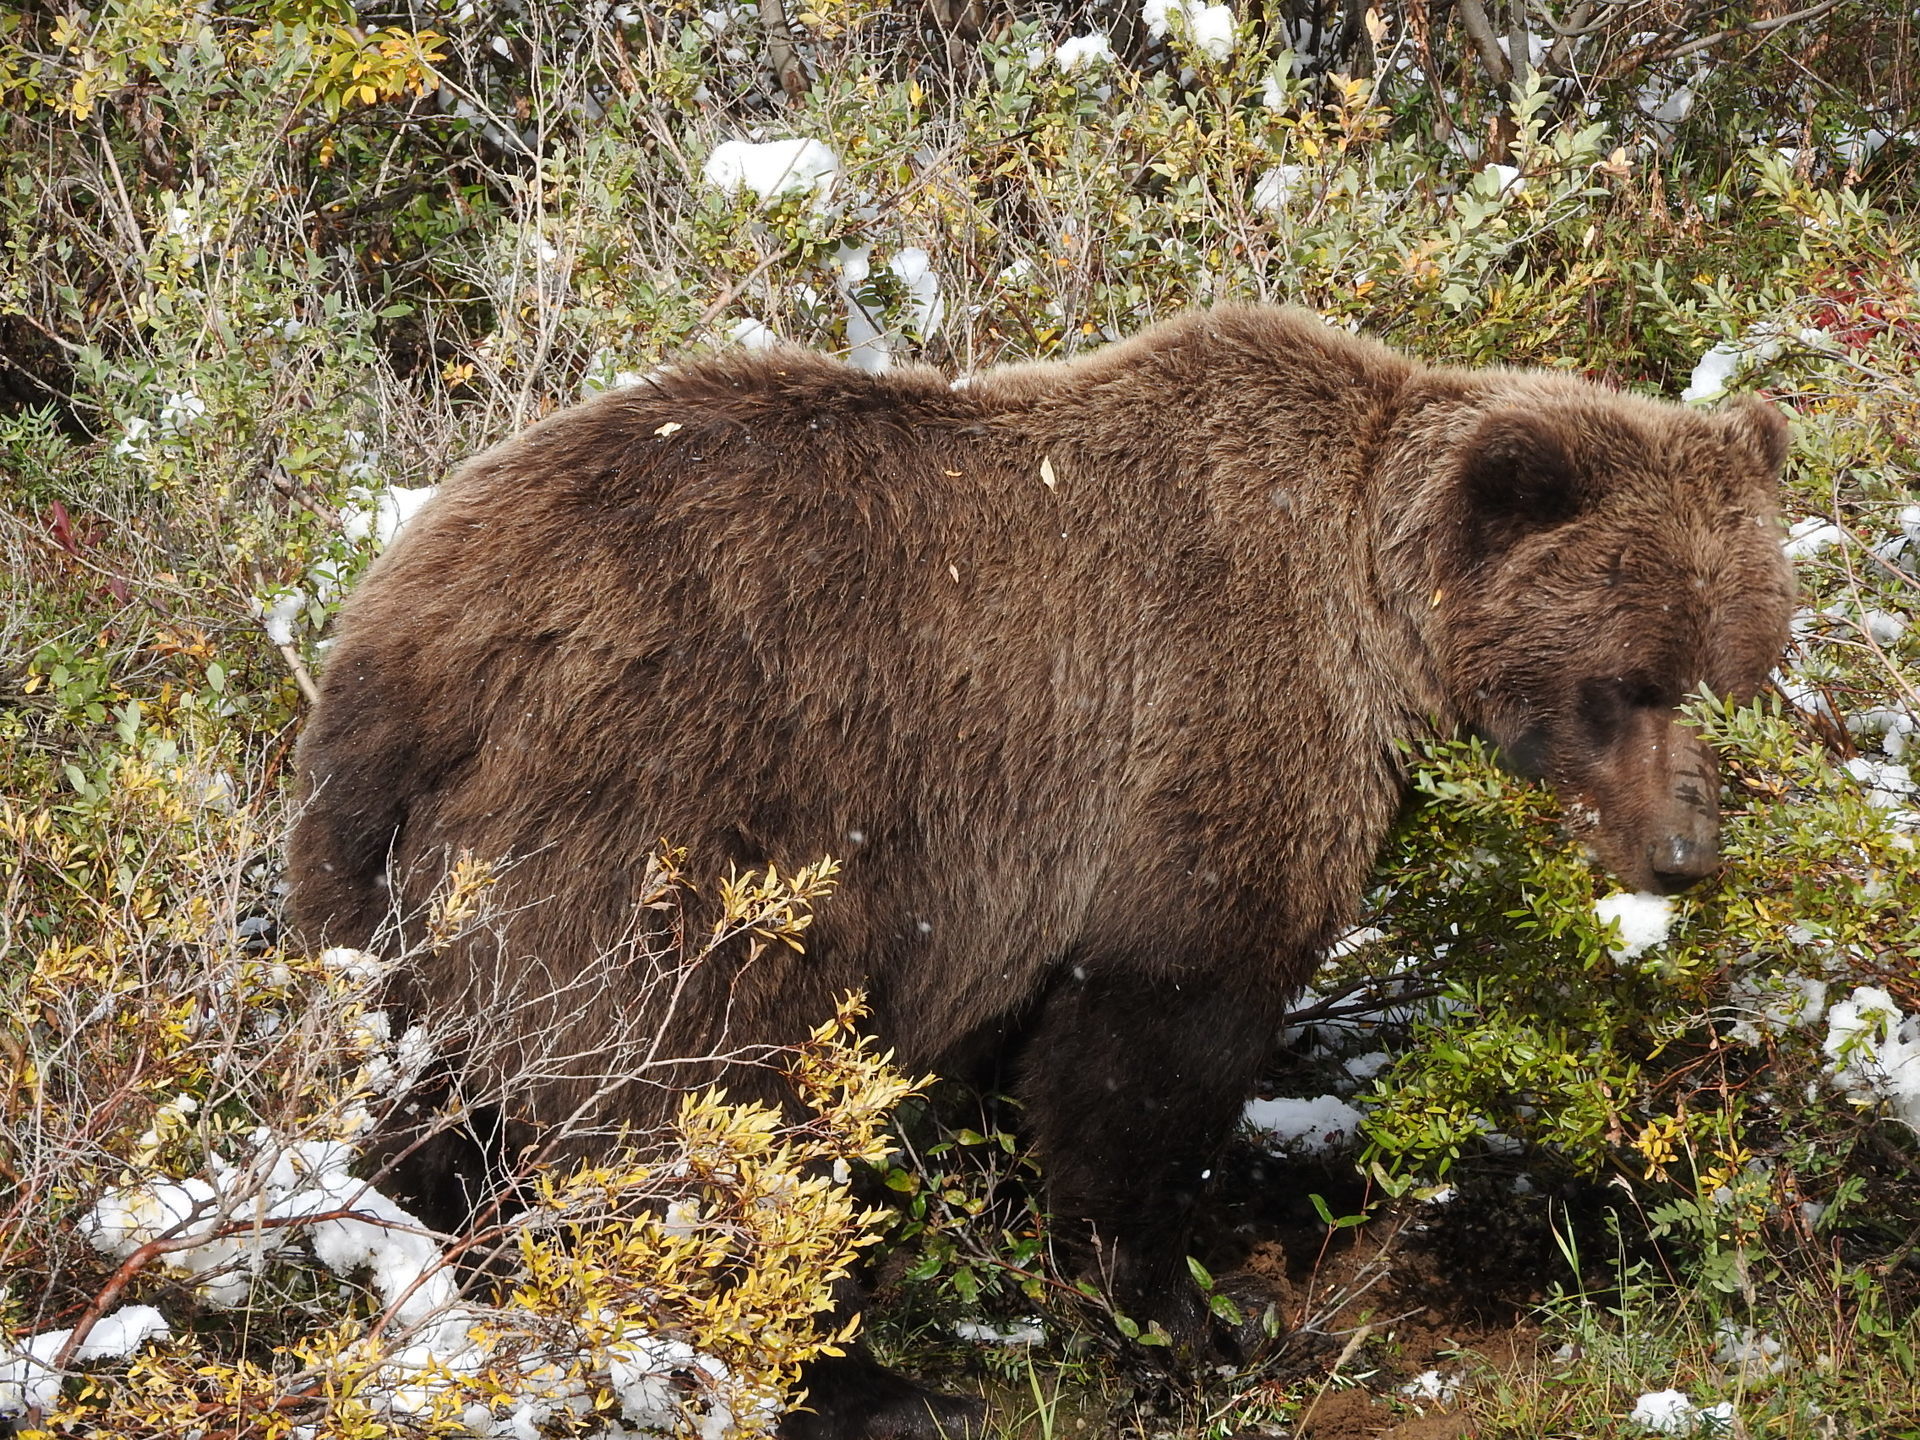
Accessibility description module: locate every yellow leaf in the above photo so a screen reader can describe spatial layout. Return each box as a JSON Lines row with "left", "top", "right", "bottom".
{"left": 654, "top": 421, "right": 683, "bottom": 436}
{"left": 1039, "top": 456, "right": 1056, "bottom": 490}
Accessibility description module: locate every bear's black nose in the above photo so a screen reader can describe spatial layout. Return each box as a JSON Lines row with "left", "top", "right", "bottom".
{"left": 1649, "top": 834, "right": 1719, "bottom": 893}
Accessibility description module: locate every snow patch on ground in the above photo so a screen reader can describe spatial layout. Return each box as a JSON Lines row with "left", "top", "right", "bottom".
{"left": 1859, "top": 608, "right": 1908, "bottom": 645}
{"left": 952, "top": 1318, "right": 1045, "bottom": 1346}
{"left": 1594, "top": 892, "right": 1674, "bottom": 961}
{"left": 1713, "top": 1320, "right": 1790, "bottom": 1376}
{"left": 1343, "top": 1051, "right": 1391, "bottom": 1082}
{"left": 1630, "top": 1389, "right": 1735, "bottom": 1433}
{"left": 1773, "top": 667, "right": 1835, "bottom": 722}
{"left": 1399, "top": 1368, "right": 1461, "bottom": 1402}
{"left": 1243, "top": 1094, "right": 1366, "bottom": 1155}
{"left": 78, "top": 1132, "right": 760, "bottom": 1435}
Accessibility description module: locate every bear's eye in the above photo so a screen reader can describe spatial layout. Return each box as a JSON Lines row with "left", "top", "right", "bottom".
{"left": 1576, "top": 676, "right": 1667, "bottom": 736}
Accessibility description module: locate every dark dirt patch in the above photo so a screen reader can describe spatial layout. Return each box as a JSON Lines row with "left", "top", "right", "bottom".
{"left": 1295, "top": 1386, "right": 1471, "bottom": 1438}
{"left": 869, "top": 1136, "right": 1649, "bottom": 1435}
{"left": 1182, "top": 1143, "right": 1605, "bottom": 1435}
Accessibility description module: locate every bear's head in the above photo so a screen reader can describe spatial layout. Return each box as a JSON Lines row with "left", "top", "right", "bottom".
{"left": 1435, "top": 389, "right": 1794, "bottom": 894}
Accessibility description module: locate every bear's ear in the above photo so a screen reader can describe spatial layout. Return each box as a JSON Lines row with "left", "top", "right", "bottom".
{"left": 1458, "top": 409, "right": 1584, "bottom": 535}
{"left": 1717, "top": 394, "right": 1790, "bottom": 476}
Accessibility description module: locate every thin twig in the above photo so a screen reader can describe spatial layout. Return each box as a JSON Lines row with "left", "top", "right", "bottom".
{"left": 1660, "top": 0, "right": 1842, "bottom": 61}
{"left": 268, "top": 628, "right": 323, "bottom": 706}
{"left": 1292, "top": 1321, "right": 1375, "bottom": 1435}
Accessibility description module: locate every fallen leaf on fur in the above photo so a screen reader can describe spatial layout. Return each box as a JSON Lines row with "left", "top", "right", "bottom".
{"left": 654, "top": 421, "right": 683, "bottom": 437}
{"left": 1040, "top": 456, "right": 1057, "bottom": 490}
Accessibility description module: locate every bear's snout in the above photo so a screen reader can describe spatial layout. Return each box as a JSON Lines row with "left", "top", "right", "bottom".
{"left": 1648, "top": 831, "right": 1720, "bottom": 893}
{"left": 1646, "top": 738, "right": 1723, "bottom": 893}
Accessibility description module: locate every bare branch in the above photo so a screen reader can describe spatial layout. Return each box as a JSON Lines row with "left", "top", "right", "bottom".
{"left": 1456, "top": 0, "right": 1515, "bottom": 87}
{"left": 1660, "top": 0, "right": 1843, "bottom": 62}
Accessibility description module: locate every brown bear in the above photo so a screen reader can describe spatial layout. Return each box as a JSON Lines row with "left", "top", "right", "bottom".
{"left": 287, "top": 304, "right": 1794, "bottom": 1438}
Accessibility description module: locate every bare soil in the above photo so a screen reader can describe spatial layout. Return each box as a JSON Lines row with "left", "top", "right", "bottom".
{"left": 888, "top": 1140, "right": 1653, "bottom": 1436}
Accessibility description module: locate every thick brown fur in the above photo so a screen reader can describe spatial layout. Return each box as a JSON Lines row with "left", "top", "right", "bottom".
{"left": 288, "top": 305, "right": 1794, "bottom": 1437}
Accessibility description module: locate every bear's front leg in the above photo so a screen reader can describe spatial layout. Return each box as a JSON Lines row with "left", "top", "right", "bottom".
{"left": 780, "top": 1349, "right": 987, "bottom": 1440}
{"left": 1013, "top": 962, "right": 1289, "bottom": 1361}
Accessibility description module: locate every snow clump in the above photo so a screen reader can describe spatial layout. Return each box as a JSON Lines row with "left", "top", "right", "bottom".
{"left": 1482, "top": 162, "right": 1525, "bottom": 194}
{"left": 1845, "top": 756, "right": 1914, "bottom": 808}
{"left": 1142, "top": 0, "right": 1237, "bottom": 62}
{"left": 1399, "top": 1369, "right": 1461, "bottom": 1402}
{"left": 1593, "top": 892, "right": 1674, "bottom": 961}
{"left": 1782, "top": 515, "right": 1845, "bottom": 559}
{"left": 832, "top": 245, "right": 945, "bottom": 373}
{"left": 889, "top": 247, "right": 945, "bottom": 338}
{"left": 1823, "top": 985, "right": 1920, "bottom": 1132}
{"left": 730, "top": 316, "right": 778, "bottom": 350}
{"left": 581, "top": 348, "right": 652, "bottom": 394}
{"left": 1848, "top": 706, "right": 1916, "bottom": 758}
{"left": 1243, "top": 1094, "right": 1366, "bottom": 1155}
{"left": 1629, "top": 1389, "right": 1735, "bottom": 1433}
{"left": 953, "top": 1318, "right": 1045, "bottom": 1346}
{"left": 1859, "top": 608, "right": 1908, "bottom": 645}
{"left": 702, "top": 138, "right": 840, "bottom": 206}
{"left": 1680, "top": 325, "right": 1826, "bottom": 404}
{"left": 1713, "top": 1320, "right": 1790, "bottom": 1377}
{"left": 1252, "top": 164, "right": 1305, "bottom": 213}
{"left": 1052, "top": 32, "right": 1113, "bottom": 70}
{"left": 1726, "top": 971, "right": 1828, "bottom": 1045}
{"left": 159, "top": 389, "right": 207, "bottom": 433}
{"left": 341, "top": 483, "right": 438, "bottom": 551}
{"left": 0, "top": 1306, "right": 170, "bottom": 1419}
{"left": 257, "top": 482, "right": 437, "bottom": 646}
